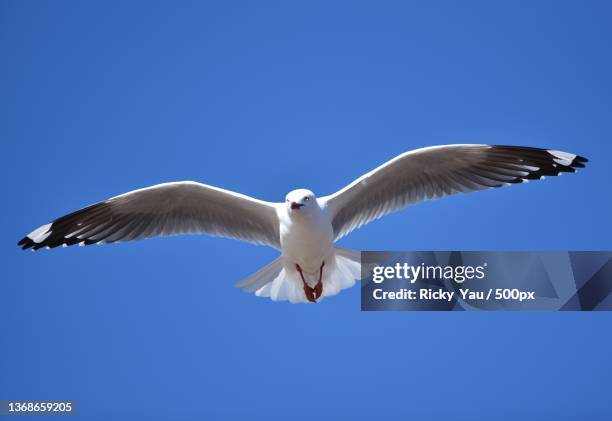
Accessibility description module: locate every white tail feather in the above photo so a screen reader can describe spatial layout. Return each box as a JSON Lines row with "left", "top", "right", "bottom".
{"left": 235, "top": 247, "right": 361, "bottom": 303}
{"left": 234, "top": 257, "right": 283, "bottom": 292}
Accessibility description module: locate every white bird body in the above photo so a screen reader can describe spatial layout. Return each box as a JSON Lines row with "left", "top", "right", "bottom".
{"left": 278, "top": 196, "right": 334, "bottom": 274}
{"left": 256, "top": 189, "right": 358, "bottom": 302}
{"left": 19, "top": 144, "right": 587, "bottom": 304}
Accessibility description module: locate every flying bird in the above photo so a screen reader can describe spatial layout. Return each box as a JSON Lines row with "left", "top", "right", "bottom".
{"left": 19, "top": 145, "right": 587, "bottom": 303}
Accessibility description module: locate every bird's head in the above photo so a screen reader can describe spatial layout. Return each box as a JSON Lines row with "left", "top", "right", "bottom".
{"left": 285, "top": 189, "right": 316, "bottom": 212}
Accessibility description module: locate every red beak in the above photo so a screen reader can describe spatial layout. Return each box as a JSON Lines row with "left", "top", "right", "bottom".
{"left": 290, "top": 202, "right": 303, "bottom": 210}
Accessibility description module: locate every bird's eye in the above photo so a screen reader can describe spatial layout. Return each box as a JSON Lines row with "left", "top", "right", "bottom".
{"left": 304, "top": 197, "right": 309, "bottom": 201}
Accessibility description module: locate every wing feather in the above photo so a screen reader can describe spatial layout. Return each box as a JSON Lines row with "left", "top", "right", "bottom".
{"left": 19, "top": 181, "right": 281, "bottom": 250}
{"left": 323, "top": 145, "right": 587, "bottom": 240}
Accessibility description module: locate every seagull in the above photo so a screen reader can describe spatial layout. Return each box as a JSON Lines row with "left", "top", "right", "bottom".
{"left": 19, "top": 145, "right": 587, "bottom": 303}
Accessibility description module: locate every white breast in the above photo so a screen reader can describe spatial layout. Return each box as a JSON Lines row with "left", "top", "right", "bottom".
{"left": 277, "top": 201, "right": 335, "bottom": 273}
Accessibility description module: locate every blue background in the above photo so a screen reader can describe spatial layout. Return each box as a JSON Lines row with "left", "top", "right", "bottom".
{"left": 2, "top": 1, "right": 611, "bottom": 419}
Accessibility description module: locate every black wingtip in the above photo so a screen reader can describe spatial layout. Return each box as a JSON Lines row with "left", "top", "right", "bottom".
{"left": 567, "top": 154, "right": 588, "bottom": 170}
{"left": 18, "top": 236, "right": 35, "bottom": 250}
{"left": 484, "top": 145, "right": 589, "bottom": 187}
{"left": 571, "top": 155, "right": 589, "bottom": 169}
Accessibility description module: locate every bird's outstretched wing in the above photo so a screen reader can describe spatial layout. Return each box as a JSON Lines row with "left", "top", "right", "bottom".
{"left": 322, "top": 145, "right": 588, "bottom": 241}
{"left": 19, "top": 181, "right": 281, "bottom": 250}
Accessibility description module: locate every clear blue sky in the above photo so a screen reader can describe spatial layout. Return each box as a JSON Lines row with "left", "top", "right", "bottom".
{"left": 2, "top": 1, "right": 611, "bottom": 419}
